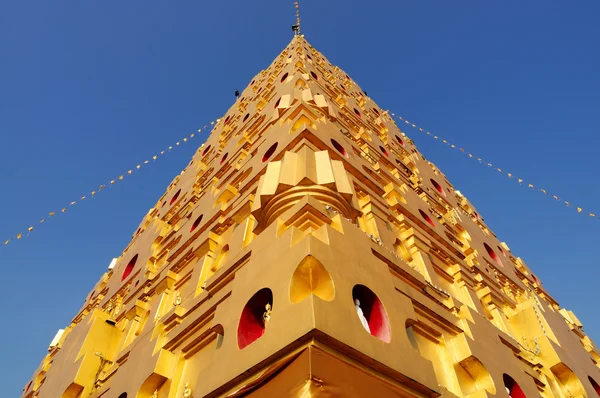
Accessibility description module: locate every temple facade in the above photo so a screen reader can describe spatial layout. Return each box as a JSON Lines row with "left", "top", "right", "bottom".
{"left": 22, "top": 35, "right": 600, "bottom": 398}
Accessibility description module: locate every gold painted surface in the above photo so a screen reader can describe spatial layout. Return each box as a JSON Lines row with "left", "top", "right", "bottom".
{"left": 22, "top": 35, "right": 600, "bottom": 398}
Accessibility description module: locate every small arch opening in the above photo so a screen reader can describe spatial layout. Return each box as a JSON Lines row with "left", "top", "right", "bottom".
{"left": 503, "top": 374, "right": 527, "bottom": 398}
{"left": 310, "top": 71, "right": 318, "bottom": 80}
{"left": 353, "top": 108, "right": 362, "bottom": 117}
{"left": 274, "top": 97, "right": 281, "bottom": 109}
{"left": 170, "top": 189, "right": 181, "bottom": 205}
{"left": 280, "top": 72, "right": 289, "bottom": 82}
{"left": 121, "top": 254, "right": 138, "bottom": 281}
{"left": 118, "top": 393, "right": 127, "bottom": 398}
{"left": 243, "top": 113, "right": 249, "bottom": 122}
{"left": 395, "top": 135, "right": 405, "bottom": 147}
{"left": 220, "top": 152, "right": 229, "bottom": 165}
{"left": 484, "top": 243, "right": 503, "bottom": 266}
{"left": 190, "top": 214, "right": 203, "bottom": 233}
{"left": 589, "top": 376, "right": 600, "bottom": 395}
{"left": 262, "top": 143, "right": 278, "bottom": 163}
{"left": 237, "top": 288, "right": 273, "bottom": 349}
{"left": 379, "top": 145, "right": 389, "bottom": 157}
{"left": 331, "top": 139, "right": 348, "bottom": 158}
{"left": 430, "top": 179, "right": 446, "bottom": 197}
{"left": 352, "top": 285, "right": 391, "bottom": 343}
{"left": 202, "top": 145, "right": 211, "bottom": 157}
{"left": 419, "top": 209, "right": 435, "bottom": 228}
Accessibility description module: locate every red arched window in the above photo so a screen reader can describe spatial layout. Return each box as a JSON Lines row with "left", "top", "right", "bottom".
{"left": 430, "top": 179, "right": 446, "bottom": 197}
{"left": 352, "top": 285, "right": 391, "bottom": 343}
{"left": 121, "top": 254, "right": 138, "bottom": 281}
{"left": 237, "top": 288, "right": 273, "bottom": 349}
{"left": 262, "top": 143, "right": 278, "bottom": 162}
{"left": 484, "top": 243, "right": 503, "bottom": 266}
{"left": 503, "top": 374, "right": 527, "bottom": 398}
{"left": 170, "top": 189, "right": 181, "bottom": 205}
{"left": 331, "top": 139, "right": 348, "bottom": 158}
{"left": 419, "top": 209, "right": 435, "bottom": 228}
{"left": 589, "top": 376, "right": 600, "bottom": 395}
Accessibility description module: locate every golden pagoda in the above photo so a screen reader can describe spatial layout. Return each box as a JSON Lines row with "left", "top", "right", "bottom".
{"left": 22, "top": 34, "right": 600, "bottom": 398}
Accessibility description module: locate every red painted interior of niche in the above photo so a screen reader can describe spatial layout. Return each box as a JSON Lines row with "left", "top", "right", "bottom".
{"left": 379, "top": 146, "right": 389, "bottom": 157}
{"left": 589, "top": 377, "right": 600, "bottom": 395}
{"left": 354, "top": 108, "right": 361, "bottom": 117}
{"left": 331, "top": 139, "right": 348, "bottom": 158}
{"left": 220, "top": 152, "right": 229, "bottom": 165}
{"left": 190, "top": 214, "right": 203, "bottom": 233}
{"left": 352, "top": 285, "right": 391, "bottom": 343}
{"left": 503, "top": 374, "right": 527, "bottom": 398}
{"left": 170, "top": 189, "right": 181, "bottom": 205}
{"left": 262, "top": 143, "right": 278, "bottom": 162}
{"left": 430, "top": 179, "right": 446, "bottom": 197}
{"left": 419, "top": 209, "right": 435, "bottom": 228}
{"left": 484, "top": 243, "right": 503, "bottom": 266}
{"left": 121, "top": 254, "right": 138, "bottom": 281}
{"left": 237, "top": 288, "right": 273, "bottom": 349}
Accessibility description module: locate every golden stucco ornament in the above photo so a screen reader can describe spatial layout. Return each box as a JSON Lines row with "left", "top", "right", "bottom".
{"left": 182, "top": 382, "right": 192, "bottom": 398}
{"left": 263, "top": 303, "right": 272, "bottom": 326}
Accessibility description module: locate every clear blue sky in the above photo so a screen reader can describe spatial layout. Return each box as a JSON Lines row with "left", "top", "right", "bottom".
{"left": 1, "top": 1, "right": 599, "bottom": 395}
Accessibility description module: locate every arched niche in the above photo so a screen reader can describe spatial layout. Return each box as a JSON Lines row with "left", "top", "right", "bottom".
{"left": 61, "top": 383, "right": 83, "bottom": 398}
{"left": 352, "top": 285, "right": 391, "bottom": 343}
{"left": 136, "top": 373, "right": 167, "bottom": 398}
{"left": 551, "top": 363, "right": 586, "bottom": 396}
{"left": 589, "top": 376, "right": 600, "bottom": 395}
{"left": 503, "top": 374, "right": 527, "bottom": 398}
{"left": 237, "top": 288, "right": 273, "bottom": 349}
{"left": 455, "top": 356, "right": 496, "bottom": 396}
{"left": 289, "top": 255, "right": 335, "bottom": 304}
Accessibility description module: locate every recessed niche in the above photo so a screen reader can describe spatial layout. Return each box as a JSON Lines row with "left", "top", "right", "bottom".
{"left": 331, "top": 139, "right": 348, "bottom": 158}
{"left": 280, "top": 72, "right": 289, "bottom": 83}
{"left": 290, "top": 255, "right": 334, "bottom": 303}
{"left": 25, "top": 381, "right": 32, "bottom": 392}
{"left": 190, "top": 214, "right": 203, "bottom": 233}
{"left": 405, "top": 320, "right": 419, "bottom": 350}
{"left": 484, "top": 243, "right": 503, "bottom": 266}
{"left": 353, "top": 108, "right": 361, "bottom": 117}
{"left": 274, "top": 97, "right": 281, "bottom": 109}
{"left": 161, "top": 201, "right": 166, "bottom": 208}
{"left": 220, "top": 152, "right": 229, "bottom": 165}
{"left": 373, "top": 108, "right": 380, "bottom": 115}
{"left": 262, "top": 143, "right": 278, "bottom": 163}
{"left": 237, "top": 288, "right": 273, "bottom": 349}
{"left": 243, "top": 113, "right": 249, "bottom": 122}
{"left": 117, "top": 393, "right": 127, "bottom": 398}
{"left": 89, "top": 290, "right": 95, "bottom": 300}
{"left": 224, "top": 115, "right": 231, "bottom": 124}
{"left": 379, "top": 146, "right": 389, "bottom": 157}
{"left": 456, "top": 356, "right": 496, "bottom": 395}
{"left": 352, "top": 285, "right": 391, "bottom": 343}
{"left": 503, "top": 374, "right": 527, "bottom": 398}
{"left": 589, "top": 376, "right": 600, "bottom": 395}
{"left": 121, "top": 254, "right": 138, "bottom": 281}
{"left": 170, "top": 189, "right": 181, "bottom": 205}
{"left": 419, "top": 209, "right": 435, "bottom": 228}
{"left": 310, "top": 71, "right": 318, "bottom": 80}
{"left": 202, "top": 145, "right": 211, "bottom": 157}
{"left": 430, "top": 179, "right": 446, "bottom": 197}
{"left": 497, "top": 245, "right": 506, "bottom": 256}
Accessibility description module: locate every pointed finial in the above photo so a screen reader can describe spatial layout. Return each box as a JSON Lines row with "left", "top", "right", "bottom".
{"left": 292, "top": 1, "right": 301, "bottom": 35}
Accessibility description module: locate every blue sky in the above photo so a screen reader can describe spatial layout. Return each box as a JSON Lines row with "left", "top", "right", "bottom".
{"left": 1, "top": 1, "right": 599, "bottom": 395}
